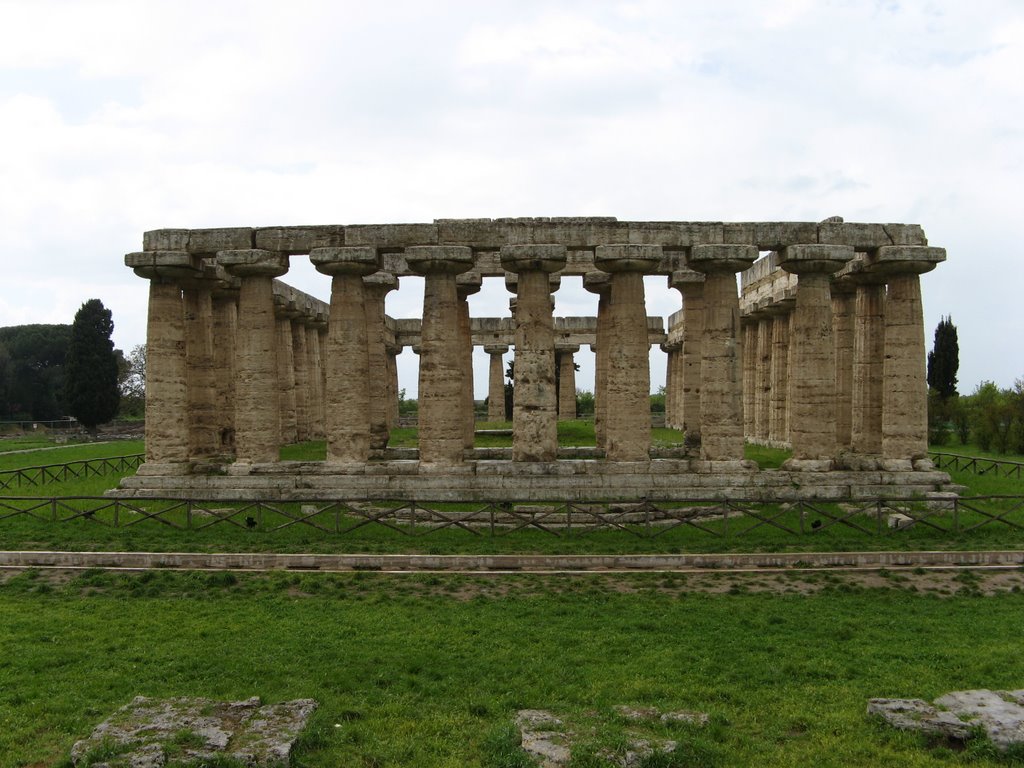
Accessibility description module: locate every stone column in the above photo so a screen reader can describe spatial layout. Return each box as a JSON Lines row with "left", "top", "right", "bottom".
{"left": 182, "top": 275, "right": 219, "bottom": 459}
{"left": 306, "top": 316, "right": 327, "bottom": 440}
{"left": 385, "top": 344, "right": 401, "bottom": 430}
{"left": 457, "top": 272, "right": 482, "bottom": 450}
{"left": 485, "top": 345, "right": 508, "bottom": 421}
{"left": 310, "top": 247, "right": 381, "bottom": 464}
{"left": 406, "top": 246, "right": 474, "bottom": 465}
{"left": 583, "top": 271, "right": 612, "bottom": 450}
{"left": 126, "top": 251, "right": 200, "bottom": 466}
{"left": 211, "top": 282, "right": 239, "bottom": 453}
{"left": 768, "top": 300, "right": 793, "bottom": 444}
{"left": 595, "top": 244, "right": 661, "bottom": 461}
{"left": 661, "top": 341, "right": 679, "bottom": 428}
{"left": 688, "top": 245, "right": 757, "bottom": 462}
{"left": 218, "top": 249, "right": 289, "bottom": 464}
{"left": 778, "top": 244, "right": 854, "bottom": 464}
{"left": 502, "top": 245, "right": 566, "bottom": 462}
{"left": 273, "top": 294, "right": 299, "bottom": 446}
{"left": 669, "top": 269, "right": 705, "bottom": 439}
{"left": 741, "top": 317, "right": 757, "bottom": 440}
{"left": 874, "top": 246, "right": 946, "bottom": 463}
{"left": 755, "top": 310, "right": 773, "bottom": 443}
{"left": 291, "top": 311, "right": 310, "bottom": 443}
{"left": 557, "top": 344, "right": 579, "bottom": 421}
{"left": 364, "top": 272, "right": 399, "bottom": 450}
{"left": 832, "top": 278, "right": 856, "bottom": 451}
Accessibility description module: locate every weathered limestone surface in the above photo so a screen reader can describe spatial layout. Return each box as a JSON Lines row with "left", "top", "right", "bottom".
{"left": 364, "top": 272, "right": 398, "bottom": 450}
{"left": 503, "top": 244, "right": 566, "bottom": 462}
{"left": 832, "top": 282, "right": 855, "bottom": 450}
{"left": 457, "top": 272, "right": 482, "bottom": 449}
{"left": 385, "top": 343, "right": 401, "bottom": 429}
{"left": 669, "top": 269, "right": 705, "bottom": 439}
{"left": 557, "top": 345, "right": 579, "bottom": 420}
{"left": 584, "top": 271, "right": 612, "bottom": 450}
{"left": 742, "top": 319, "right": 757, "bottom": 439}
{"left": 870, "top": 690, "right": 1024, "bottom": 750}
{"left": 755, "top": 313, "right": 772, "bottom": 441}
{"left": 273, "top": 300, "right": 298, "bottom": 446}
{"left": 485, "top": 345, "right": 508, "bottom": 421}
{"left": 211, "top": 290, "right": 238, "bottom": 452}
{"left": 143, "top": 280, "right": 190, "bottom": 463}
{"left": 291, "top": 317, "right": 310, "bottom": 442}
{"left": 851, "top": 280, "right": 885, "bottom": 454}
{"left": 311, "top": 247, "right": 380, "bottom": 464}
{"left": 768, "top": 303, "right": 792, "bottom": 443}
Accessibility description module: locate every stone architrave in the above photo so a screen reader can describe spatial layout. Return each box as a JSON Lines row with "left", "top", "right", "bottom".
{"left": 669, "top": 269, "right": 705, "bottom": 439}
{"left": 211, "top": 282, "right": 239, "bottom": 453}
{"left": 290, "top": 310, "right": 310, "bottom": 443}
{"left": 755, "top": 311, "right": 773, "bottom": 442}
{"left": 406, "top": 245, "right": 475, "bottom": 465}
{"left": 873, "top": 246, "right": 946, "bottom": 462}
{"left": 595, "top": 244, "right": 661, "bottom": 461}
{"left": 557, "top": 344, "right": 580, "bottom": 421}
{"left": 218, "top": 249, "right": 290, "bottom": 464}
{"left": 273, "top": 295, "right": 299, "bottom": 446}
{"left": 456, "top": 272, "right": 482, "bottom": 449}
{"left": 310, "top": 247, "right": 382, "bottom": 464}
{"left": 484, "top": 345, "right": 509, "bottom": 421}
{"left": 741, "top": 318, "right": 757, "bottom": 440}
{"left": 182, "top": 276, "right": 218, "bottom": 459}
{"left": 779, "top": 244, "right": 855, "bottom": 464}
{"left": 364, "top": 272, "right": 399, "bottom": 450}
{"left": 688, "top": 245, "right": 758, "bottom": 462}
{"left": 832, "top": 278, "right": 856, "bottom": 451}
{"left": 126, "top": 251, "right": 201, "bottom": 465}
{"left": 502, "top": 245, "right": 567, "bottom": 462}
{"left": 767, "top": 300, "right": 793, "bottom": 444}
{"left": 583, "top": 271, "right": 612, "bottom": 449}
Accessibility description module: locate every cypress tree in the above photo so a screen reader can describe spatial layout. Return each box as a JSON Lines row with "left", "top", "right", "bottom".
{"left": 926, "top": 315, "right": 959, "bottom": 400}
{"left": 66, "top": 299, "right": 120, "bottom": 429}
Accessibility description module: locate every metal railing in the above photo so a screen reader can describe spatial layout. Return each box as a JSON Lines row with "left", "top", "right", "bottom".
{"left": 0, "top": 454, "right": 144, "bottom": 491}
{"left": 1, "top": 495, "right": 1022, "bottom": 540}
{"left": 930, "top": 452, "right": 1024, "bottom": 479}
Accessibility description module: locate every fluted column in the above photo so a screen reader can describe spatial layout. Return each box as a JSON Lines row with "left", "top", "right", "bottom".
{"left": 832, "top": 279, "right": 856, "bottom": 451}
{"left": 291, "top": 311, "right": 310, "bottom": 443}
{"left": 218, "top": 249, "right": 289, "bottom": 464}
{"left": 406, "top": 246, "right": 474, "bottom": 465}
{"left": 310, "top": 247, "right": 381, "bottom": 464}
{"left": 385, "top": 343, "right": 402, "bottom": 430}
{"left": 557, "top": 344, "right": 579, "bottom": 421}
{"left": 183, "top": 277, "right": 219, "bottom": 459}
{"left": 755, "top": 310, "right": 773, "bottom": 443}
{"left": 595, "top": 244, "right": 660, "bottom": 461}
{"left": 211, "top": 284, "right": 239, "bottom": 453}
{"left": 273, "top": 294, "right": 299, "bottom": 446}
{"left": 741, "top": 317, "right": 757, "bottom": 440}
{"left": 768, "top": 301, "right": 793, "bottom": 444}
{"left": 689, "top": 245, "right": 757, "bottom": 462}
{"left": 874, "top": 246, "right": 946, "bottom": 462}
{"left": 457, "top": 272, "right": 482, "bottom": 450}
{"left": 583, "top": 271, "right": 612, "bottom": 450}
{"left": 485, "top": 345, "right": 508, "bottom": 421}
{"left": 364, "top": 272, "right": 399, "bottom": 450}
{"left": 779, "top": 244, "right": 854, "bottom": 464}
{"left": 306, "top": 316, "right": 327, "bottom": 440}
{"left": 502, "top": 245, "right": 566, "bottom": 462}
{"left": 669, "top": 269, "right": 705, "bottom": 440}
{"left": 661, "top": 341, "right": 679, "bottom": 428}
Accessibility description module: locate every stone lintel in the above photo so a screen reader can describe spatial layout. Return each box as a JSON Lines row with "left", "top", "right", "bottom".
{"left": 871, "top": 245, "right": 946, "bottom": 275}
{"left": 310, "top": 246, "right": 381, "bottom": 277}
{"left": 594, "top": 244, "right": 662, "bottom": 273}
{"left": 818, "top": 222, "right": 928, "bottom": 249}
{"left": 188, "top": 228, "right": 255, "bottom": 254}
{"left": 779, "top": 244, "right": 855, "bottom": 275}
{"left": 255, "top": 225, "right": 346, "bottom": 253}
{"left": 626, "top": 221, "right": 724, "bottom": 247}
{"left": 724, "top": 222, "right": 819, "bottom": 249}
{"left": 218, "top": 249, "right": 288, "bottom": 278}
{"left": 346, "top": 223, "right": 439, "bottom": 248}
{"left": 500, "top": 244, "right": 568, "bottom": 273}
{"left": 405, "top": 245, "right": 474, "bottom": 275}
{"left": 688, "top": 244, "right": 758, "bottom": 274}
{"left": 142, "top": 229, "right": 190, "bottom": 251}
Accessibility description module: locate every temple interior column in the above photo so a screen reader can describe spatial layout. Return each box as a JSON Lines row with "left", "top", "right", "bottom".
{"left": 669, "top": 269, "right": 705, "bottom": 441}
{"left": 557, "top": 344, "right": 580, "bottom": 421}
{"left": 406, "top": 246, "right": 474, "bottom": 465}
{"left": 385, "top": 343, "right": 401, "bottom": 430}
{"left": 742, "top": 318, "right": 757, "bottom": 440}
{"left": 755, "top": 310, "right": 773, "bottom": 443}
{"left": 779, "top": 244, "right": 854, "bottom": 464}
{"left": 310, "top": 247, "right": 381, "bottom": 464}
{"left": 502, "top": 245, "right": 566, "bottom": 462}
{"left": 767, "top": 300, "right": 792, "bottom": 445}
{"left": 211, "top": 283, "right": 238, "bottom": 454}
{"left": 218, "top": 249, "right": 289, "bottom": 464}
{"left": 596, "top": 244, "right": 660, "bottom": 461}
{"left": 832, "top": 279, "right": 856, "bottom": 451}
{"left": 485, "top": 345, "right": 508, "bottom": 421}
{"left": 290, "top": 310, "right": 310, "bottom": 443}
{"left": 306, "top": 316, "right": 327, "bottom": 440}
{"left": 273, "top": 294, "right": 298, "bottom": 447}
{"left": 457, "top": 272, "right": 482, "bottom": 450}
{"left": 583, "top": 271, "right": 611, "bottom": 451}
{"left": 661, "top": 341, "right": 679, "bottom": 429}
{"left": 689, "top": 245, "right": 757, "bottom": 462}
{"left": 364, "top": 272, "right": 399, "bottom": 450}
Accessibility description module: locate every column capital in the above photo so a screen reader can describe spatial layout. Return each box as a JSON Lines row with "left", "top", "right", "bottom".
{"left": 457, "top": 271, "right": 483, "bottom": 298}
{"left": 406, "top": 245, "right": 474, "bottom": 275}
{"left": 779, "top": 244, "right": 855, "bottom": 275}
{"left": 688, "top": 244, "right": 758, "bottom": 274}
{"left": 504, "top": 271, "right": 560, "bottom": 294}
{"left": 668, "top": 267, "right": 705, "bottom": 291}
{"left": 555, "top": 343, "right": 580, "bottom": 354}
{"left": 310, "top": 246, "right": 381, "bottom": 277}
{"left": 483, "top": 344, "right": 509, "bottom": 355}
{"left": 594, "top": 244, "right": 662, "bottom": 273}
{"left": 500, "top": 244, "right": 567, "bottom": 273}
{"left": 660, "top": 340, "right": 681, "bottom": 353}
{"left": 218, "top": 249, "right": 289, "bottom": 278}
{"left": 871, "top": 245, "right": 946, "bottom": 276}
{"left": 126, "top": 250, "right": 202, "bottom": 282}
{"left": 582, "top": 270, "right": 611, "bottom": 295}
{"left": 385, "top": 342, "right": 403, "bottom": 356}
{"left": 363, "top": 270, "right": 399, "bottom": 293}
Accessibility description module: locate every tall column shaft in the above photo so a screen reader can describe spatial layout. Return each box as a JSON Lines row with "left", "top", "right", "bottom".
{"left": 584, "top": 271, "right": 612, "bottom": 450}
{"left": 386, "top": 346, "right": 401, "bottom": 430}
{"left": 832, "top": 289, "right": 855, "bottom": 450}
{"left": 882, "top": 273, "right": 928, "bottom": 459}
{"left": 851, "top": 283, "right": 885, "bottom": 454}
{"left": 768, "top": 308, "right": 790, "bottom": 443}
{"left": 557, "top": 348, "right": 578, "bottom": 421}
{"left": 306, "top": 323, "right": 326, "bottom": 440}
{"left": 678, "top": 280, "right": 704, "bottom": 438}
{"left": 755, "top": 315, "right": 772, "bottom": 442}
{"left": 183, "top": 286, "right": 218, "bottom": 458}
{"left": 742, "top": 320, "right": 757, "bottom": 440}
{"left": 456, "top": 274, "right": 481, "bottom": 450}
{"left": 365, "top": 275, "right": 398, "bottom": 450}
{"left": 291, "top": 319, "right": 309, "bottom": 442}
{"left": 211, "top": 293, "right": 238, "bottom": 453}
{"left": 234, "top": 276, "right": 281, "bottom": 462}
{"left": 275, "top": 312, "right": 298, "bottom": 445}
{"left": 144, "top": 280, "right": 189, "bottom": 463}
{"left": 486, "top": 347, "right": 508, "bottom": 421}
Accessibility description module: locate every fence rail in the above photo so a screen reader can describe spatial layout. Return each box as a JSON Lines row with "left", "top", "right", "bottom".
{"left": 0, "top": 454, "right": 144, "bottom": 491}
{"left": 930, "top": 452, "right": 1024, "bottom": 479}
{"left": 2, "top": 495, "right": 1023, "bottom": 540}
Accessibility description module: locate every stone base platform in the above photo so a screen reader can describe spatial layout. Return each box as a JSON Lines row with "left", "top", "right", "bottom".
{"left": 110, "top": 459, "right": 961, "bottom": 502}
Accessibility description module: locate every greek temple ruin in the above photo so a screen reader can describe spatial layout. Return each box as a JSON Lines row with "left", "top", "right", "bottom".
{"left": 113, "top": 217, "right": 958, "bottom": 502}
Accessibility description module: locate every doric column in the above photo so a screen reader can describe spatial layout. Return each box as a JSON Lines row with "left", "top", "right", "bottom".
{"left": 502, "top": 245, "right": 566, "bottom": 462}
{"left": 556, "top": 344, "right": 580, "bottom": 421}
{"left": 688, "top": 245, "right": 757, "bottom": 462}
{"left": 310, "top": 247, "right": 381, "bottom": 464}
{"left": 306, "top": 315, "right": 327, "bottom": 440}
{"left": 873, "top": 246, "right": 946, "bottom": 462}
{"left": 755, "top": 309, "right": 773, "bottom": 443}
{"left": 364, "top": 272, "right": 399, "bottom": 450}
{"left": 385, "top": 343, "right": 402, "bottom": 430}
{"left": 832, "top": 278, "right": 856, "bottom": 451}
{"left": 595, "top": 244, "right": 661, "bottom": 461}
{"left": 583, "top": 271, "right": 612, "bottom": 450}
{"left": 741, "top": 317, "right": 757, "bottom": 440}
{"left": 126, "top": 251, "right": 201, "bottom": 465}
{"left": 851, "top": 279, "right": 886, "bottom": 455}
{"left": 273, "top": 293, "right": 299, "bottom": 446}
{"left": 211, "top": 280, "right": 239, "bottom": 453}
{"left": 218, "top": 249, "right": 289, "bottom": 464}
{"left": 485, "top": 345, "right": 508, "bottom": 421}
{"left": 182, "top": 272, "right": 219, "bottom": 459}
{"left": 778, "top": 244, "right": 854, "bottom": 464}
{"left": 668, "top": 269, "right": 705, "bottom": 439}
{"left": 290, "top": 309, "right": 310, "bottom": 443}
{"left": 457, "top": 272, "right": 482, "bottom": 449}
{"left": 406, "top": 246, "right": 474, "bottom": 465}
{"left": 767, "top": 300, "right": 793, "bottom": 444}
{"left": 661, "top": 341, "right": 679, "bottom": 428}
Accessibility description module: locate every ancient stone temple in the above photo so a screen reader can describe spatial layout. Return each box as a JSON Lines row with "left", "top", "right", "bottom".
{"left": 114, "top": 217, "right": 956, "bottom": 502}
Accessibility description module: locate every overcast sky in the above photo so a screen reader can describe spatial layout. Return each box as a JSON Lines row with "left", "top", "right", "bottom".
{"left": 1, "top": 0, "right": 1020, "bottom": 398}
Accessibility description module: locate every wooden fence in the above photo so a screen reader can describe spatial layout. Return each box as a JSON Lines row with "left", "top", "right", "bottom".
{"left": 930, "top": 452, "right": 1024, "bottom": 479}
{"left": 0, "top": 454, "right": 144, "bottom": 491}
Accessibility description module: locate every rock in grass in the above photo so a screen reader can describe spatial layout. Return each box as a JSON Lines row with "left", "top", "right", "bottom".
{"left": 869, "top": 689, "right": 1024, "bottom": 749}
{"left": 70, "top": 695, "right": 317, "bottom": 767}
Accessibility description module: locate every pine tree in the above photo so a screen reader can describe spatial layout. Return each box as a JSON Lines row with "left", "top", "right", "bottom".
{"left": 926, "top": 315, "right": 959, "bottom": 400}
{"left": 66, "top": 299, "right": 120, "bottom": 429}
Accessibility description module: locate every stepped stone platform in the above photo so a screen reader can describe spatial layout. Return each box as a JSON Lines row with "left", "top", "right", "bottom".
{"left": 111, "top": 458, "right": 958, "bottom": 502}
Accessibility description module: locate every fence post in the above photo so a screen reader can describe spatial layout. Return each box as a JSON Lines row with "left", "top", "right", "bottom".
{"left": 953, "top": 498, "right": 960, "bottom": 534}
